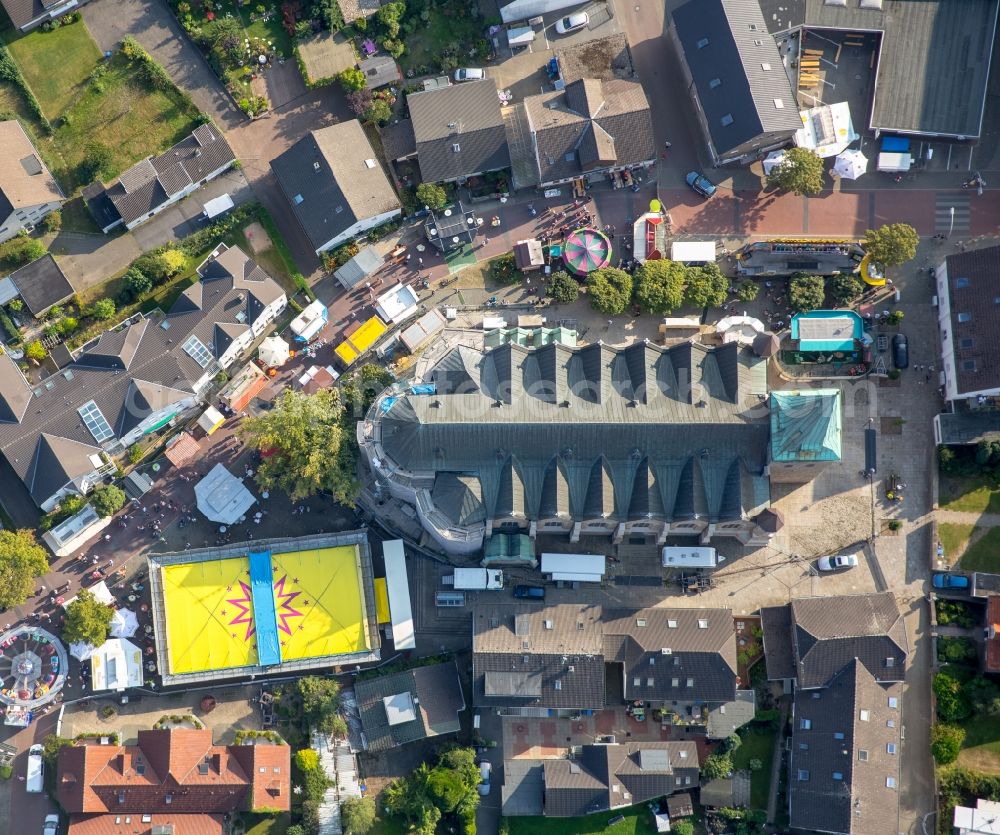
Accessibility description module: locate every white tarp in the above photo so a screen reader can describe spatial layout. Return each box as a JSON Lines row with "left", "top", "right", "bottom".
{"left": 375, "top": 283, "right": 420, "bottom": 325}
{"left": 670, "top": 241, "right": 716, "bottom": 263}
{"left": 195, "top": 463, "right": 257, "bottom": 525}
{"left": 661, "top": 546, "right": 719, "bottom": 568}
{"left": 877, "top": 152, "right": 912, "bottom": 172}
{"left": 716, "top": 314, "right": 765, "bottom": 346}
{"left": 540, "top": 552, "right": 605, "bottom": 582}
{"left": 794, "top": 101, "right": 858, "bottom": 157}
{"left": 291, "top": 299, "right": 329, "bottom": 342}
{"left": 64, "top": 580, "right": 115, "bottom": 609}
{"left": 90, "top": 638, "right": 143, "bottom": 692}
{"left": 500, "top": 0, "right": 583, "bottom": 23}
{"left": 109, "top": 608, "right": 139, "bottom": 638}
{"left": 382, "top": 540, "right": 415, "bottom": 650}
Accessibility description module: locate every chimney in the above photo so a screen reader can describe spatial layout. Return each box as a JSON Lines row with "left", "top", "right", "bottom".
{"left": 117, "top": 753, "right": 127, "bottom": 773}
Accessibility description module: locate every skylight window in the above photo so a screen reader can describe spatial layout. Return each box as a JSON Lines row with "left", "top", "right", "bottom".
{"left": 79, "top": 400, "right": 114, "bottom": 443}
{"left": 720, "top": 114, "right": 734, "bottom": 126}
{"left": 293, "top": 194, "right": 303, "bottom": 205}
{"left": 696, "top": 37, "right": 709, "bottom": 49}
{"left": 182, "top": 334, "right": 213, "bottom": 369}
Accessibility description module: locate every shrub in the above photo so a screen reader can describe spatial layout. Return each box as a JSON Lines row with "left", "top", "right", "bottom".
{"left": 586, "top": 267, "right": 633, "bottom": 315}
{"left": 488, "top": 252, "right": 521, "bottom": 286}
{"left": 748, "top": 758, "right": 763, "bottom": 771}
{"left": 123, "top": 267, "right": 153, "bottom": 300}
{"left": 828, "top": 273, "right": 864, "bottom": 305}
{"left": 78, "top": 143, "right": 114, "bottom": 184}
{"left": 25, "top": 340, "right": 46, "bottom": 363}
{"left": 931, "top": 723, "right": 965, "bottom": 765}
{"left": 42, "top": 210, "right": 62, "bottom": 234}
{"left": 128, "top": 445, "right": 143, "bottom": 465}
{"left": 0, "top": 308, "right": 21, "bottom": 344}
{"left": 737, "top": 280, "right": 759, "bottom": 302}
{"left": 415, "top": 182, "right": 447, "bottom": 211}
{"left": 701, "top": 752, "right": 733, "bottom": 780}
{"left": 90, "top": 484, "right": 126, "bottom": 517}
{"left": 294, "top": 748, "right": 320, "bottom": 771}
{"left": 363, "top": 97, "right": 392, "bottom": 125}
{"left": 338, "top": 67, "right": 367, "bottom": 92}
{"left": 88, "top": 299, "right": 116, "bottom": 321}
{"left": 934, "top": 670, "right": 972, "bottom": 722}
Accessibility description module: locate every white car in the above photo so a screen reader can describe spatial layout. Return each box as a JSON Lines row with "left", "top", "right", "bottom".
{"left": 817, "top": 553, "right": 859, "bottom": 571}
{"left": 555, "top": 12, "right": 589, "bottom": 34}
{"left": 478, "top": 760, "right": 492, "bottom": 795}
{"left": 454, "top": 68, "right": 486, "bottom": 82}
{"left": 43, "top": 815, "right": 59, "bottom": 835}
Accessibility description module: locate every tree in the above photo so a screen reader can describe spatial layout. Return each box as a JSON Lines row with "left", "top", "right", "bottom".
{"left": 684, "top": 262, "right": 728, "bottom": 309}
{"left": 546, "top": 270, "right": 579, "bottom": 303}
{"left": 415, "top": 182, "right": 448, "bottom": 211}
{"left": 721, "top": 733, "right": 742, "bottom": 754}
{"left": 634, "top": 259, "right": 686, "bottom": 314}
{"left": 737, "top": 280, "right": 759, "bottom": 302}
{"left": 931, "top": 723, "right": 966, "bottom": 765}
{"left": 962, "top": 676, "right": 1000, "bottom": 714}
{"left": 123, "top": 267, "right": 152, "bottom": 299}
{"left": 16, "top": 239, "right": 46, "bottom": 265}
{"left": 338, "top": 67, "right": 367, "bottom": 92}
{"left": 346, "top": 88, "right": 373, "bottom": 117}
{"left": 243, "top": 388, "right": 359, "bottom": 503}
{"left": 42, "top": 210, "right": 62, "bottom": 234}
{"left": 766, "top": 147, "right": 825, "bottom": 196}
{"left": 363, "top": 97, "right": 392, "bottom": 125}
{"left": 158, "top": 247, "right": 187, "bottom": 276}
{"left": 701, "top": 752, "right": 733, "bottom": 781}
{"left": 828, "top": 273, "right": 864, "bottom": 305}
{"left": 383, "top": 747, "right": 480, "bottom": 834}
{"left": 586, "top": 267, "right": 633, "bottom": 315}
{"left": 864, "top": 223, "right": 919, "bottom": 268}
{"left": 63, "top": 588, "right": 114, "bottom": 646}
{"left": 90, "top": 484, "right": 125, "bottom": 517}
{"left": 296, "top": 676, "right": 343, "bottom": 734}
{"left": 341, "top": 796, "right": 376, "bottom": 834}
{"left": 789, "top": 273, "right": 825, "bottom": 312}
{"left": 673, "top": 821, "right": 695, "bottom": 835}
{"left": 934, "top": 671, "right": 971, "bottom": 722}
{"left": 25, "top": 340, "right": 46, "bottom": 363}
{"left": 885, "top": 310, "right": 904, "bottom": 327}
{"left": 0, "top": 529, "right": 49, "bottom": 610}
{"left": 89, "top": 298, "right": 116, "bottom": 320}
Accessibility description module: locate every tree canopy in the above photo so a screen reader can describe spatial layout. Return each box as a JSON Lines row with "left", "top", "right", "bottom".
{"left": 0, "top": 529, "right": 49, "bottom": 610}
{"left": 634, "top": 259, "right": 686, "bottom": 314}
{"left": 90, "top": 484, "right": 126, "bottom": 517}
{"left": 789, "top": 274, "right": 825, "bottom": 312}
{"left": 341, "top": 796, "right": 377, "bottom": 834}
{"left": 415, "top": 182, "right": 448, "bottom": 211}
{"left": 63, "top": 588, "right": 114, "bottom": 646}
{"left": 766, "top": 147, "right": 825, "bottom": 196}
{"left": 701, "top": 751, "right": 733, "bottom": 781}
{"left": 243, "top": 388, "right": 358, "bottom": 504}
{"left": 684, "top": 263, "right": 728, "bottom": 309}
{"left": 737, "top": 280, "right": 759, "bottom": 302}
{"left": 827, "top": 274, "right": 864, "bottom": 306}
{"left": 864, "top": 223, "right": 919, "bottom": 267}
{"left": 931, "top": 723, "right": 965, "bottom": 765}
{"left": 586, "top": 267, "right": 633, "bottom": 315}
{"left": 383, "top": 746, "right": 480, "bottom": 835}
{"left": 546, "top": 270, "right": 580, "bottom": 303}
{"left": 337, "top": 67, "right": 367, "bottom": 92}
{"left": 296, "top": 676, "right": 344, "bottom": 735}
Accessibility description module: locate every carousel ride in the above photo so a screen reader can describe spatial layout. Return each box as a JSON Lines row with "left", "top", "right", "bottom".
{"left": 562, "top": 227, "right": 613, "bottom": 276}
{"left": 0, "top": 627, "right": 68, "bottom": 725}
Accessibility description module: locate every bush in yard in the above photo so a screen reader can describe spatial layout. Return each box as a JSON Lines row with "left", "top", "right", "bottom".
{"left": 634, "top": 258, "right": 686, "bottom": 314}
{"left": 382, "top": 38, "right": 405, "bottom": 59}
{"left": 721, "top": 733, "right": 742, "bottom": 754}
{"left": 42, "top": 210, "right": 62, "bottom": 234}
{"left": 91, "top": 485, "right": 126, "bottom": 517}
{"left": 158, "top": 247, "right": 188, "bottom": 277}
{"left": 123, "top": 267, "right": 153, "bottom": 300}
{"left": 789, "top": 273, "right": 825, "bottom": 312}
{"left": 749, "top": 758, "right": 763, "bottom": 771}
{"left": 128, "top": 445, "right": 143, "bottom": 465}
{"left": 937, "top": 600, "right": 977, "bottom": 629}
{"left": 586, "top": 267, "right": 633, "bottom": 315}
{"left": 25, "top": 341, "right": 46, "bottom": 363}
{"left": 346, "top": 88, "right": 373, "bottom": 117}
{"left": 294, "top": 748, "right": 320, "bottom": 772}
{"left": 701, "top": 752, "right": 733, "bottom": 781}
{"left": 315, "top": 0, "right": 345, "bottom": 31}
{"left": 415, "top": 182, "right": 448, "bottom": 211}
{"left": 338, "top": 67, "right": 367, "bottom": 92}
{"left": 934, "top": 670, "right": 972, "bottom": 722}
{"left": 673, "top": 821, "right": 695, "bottom": 835}
{"left": 683, "top": 262, "right": 728, "bottom": 309}
{"left": 363, "top": 97, "right": 392, "bottom": 125}
{"left": 78, "top": 143, "right": 114, "bottom": 184}
{"left": 737, "top": 280, "right": 759, "bottom": 302}
{"left": 341, "top": 795, "right": 376, "bottom": 834}
{"left": 88, "top": 299, "right": 116, "bottom": 321}
{"left": 828, "top": 273, "right": 864, "bottom": 305}
{"left": 63, "top": 588, "right": 114, "bottom": 646}
{"left": 931, "top": 723, "right": 965, "bottom": 765}
{"left": 938, "top": 636, "right": 977, "bottom": 664}
{"left": 546, "top": 270, "right": 579, "bottom": 303}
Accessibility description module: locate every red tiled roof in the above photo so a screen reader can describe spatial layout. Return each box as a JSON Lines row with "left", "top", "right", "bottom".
{"left": 68, "top": 814, "right": 224, "bottom": 835}
{"left": 57, "top": 729, "right": 290, "bottom": 815}
{"left": 986, "top": 596, "right": 1000, "bottom": 673}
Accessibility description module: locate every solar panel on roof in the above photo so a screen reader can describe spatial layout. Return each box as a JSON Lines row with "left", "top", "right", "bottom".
{"left": 79, "top": 400, "right": 114, "bottom": 443}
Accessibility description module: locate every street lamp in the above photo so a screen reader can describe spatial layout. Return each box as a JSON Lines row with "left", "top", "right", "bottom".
{"left": 948, "top": 205, "right": 955, "bottom": 237}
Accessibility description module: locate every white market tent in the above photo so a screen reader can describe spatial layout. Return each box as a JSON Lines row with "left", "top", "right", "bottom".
{"left": 540, "top": 552, "right": 605, "bottom": 583}
{"left": 762, "top": 150, "right": 787, "bottom": 176}
{"left": 63, "top": 580, "right": 115, "bottom": 609}
{"left": 794, "top": 101, "right": 858, "bottom": 158}
{"left": 374, "top": 283, "right": 420, "bottom": 325}
{"left": 109, "top": 608, "right": 139, "bottom": 639}
{"left": 195, "top": 463, "right": 257, "bottom": 525}
{"left": 716, "top": 314, "right": 765, "bottom": 347}
{"left": 670, "top": 241, "right": 716, "bottom": 263}
{"left": 258, "top": 335, "right": 290, "bottom": 367}
{"left": 500, "top": 0, "right": 582, "bottom": 23}
{"left": 90, "top": 638, "right": 143, "bottom": 692}
{"left": 833, "top": 149, "right": 868, "bottom": 180}
{"left": 290, "top": 299, "right": 328, "bottom": 343}
{"left": 661, "top": 546, "right": 721, "bottom": 568}
{"left": 382, "top": 539, "right": 415, "bottom": 650}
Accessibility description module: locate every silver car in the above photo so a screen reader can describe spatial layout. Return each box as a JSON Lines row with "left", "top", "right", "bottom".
{"left": 817, "top": 553, "right": 859, "bottom": 571}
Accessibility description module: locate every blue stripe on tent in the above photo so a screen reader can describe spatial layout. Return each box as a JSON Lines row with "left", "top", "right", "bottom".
{"left": 248, "top": 549, "right": 281, "bottom": 666}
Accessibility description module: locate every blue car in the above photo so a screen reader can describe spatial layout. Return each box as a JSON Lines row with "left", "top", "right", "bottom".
{"left": 933, "top": 572, "right": 969, "bottom": 589}
{"left": 686, "top": 171, "right": 717, "bottom": 198}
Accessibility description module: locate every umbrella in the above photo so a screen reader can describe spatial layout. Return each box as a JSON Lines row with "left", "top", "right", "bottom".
{"left": 833, "top": 149, "right": 868, "bottom": 180}
{"left": 258, "top": 335, "right": 290, "bottom": 368}
{"left": 69, "top": 641, "right": 96, "bottom": 661}
{"left": 763, "top": 150, "right": 788, "bottom": 176}
{"left": 562, "top": 228, "right": 612, "bottom": 276}
{"left": 110, "top": 608, "right": 139, "bottom": 639}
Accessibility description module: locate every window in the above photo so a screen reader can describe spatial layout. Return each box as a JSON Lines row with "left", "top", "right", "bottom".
{"left": 859, "top": 710, "right": 870, "bottom": 722}
{"left": 834, "top": 732, "right": 845, "bottom": 740}
{"left": 960, "top": 337, "right": 975, "bottom": 348}
{"left": 554, "top": 680, "right": 562, "bottom": 690}
{"left": 686, "top": 678, "right": 694, "bottom": 687}
{"left": 799, "top": 743, "right": 809, "bottom": 751}
{"left": 800, "top": 718, "right": 812, "bottom": 730}
{"left": 858, "top": 750, "right": 869, "bottom": 762}
{"left": 754, "top": 38, "right": 764, "bottom": 45}
{"left": 720, "top": 114, "right": 734, "bottom": 127}
{"left": 888, "top": 697, "right": 898, "bottom": 709}
{"left": 709, "top": 78, "right": 722, "bottom": 89}
{"left": 79, "top": 400, "right": 115, "bottom": 443}
{"left": 887, "top": 743, "right": 897, "bottom": 755}
{"left": 887, "top": 719, "right": 896, "bottom": 728}
{"left": 958, "top": 312, "right": 972, "bottom": 323}
{"left": 761, "top": 62, "right": 772, "bottom": 70}
{"left": 698, "top": 619, "right": 709, "bottom": 629}
{"left": 634, "top": 677, "right": 641, "bottom": 687}
{"left": 636, "top": 618, "right": 647, "bottom": 627}
{"left": 679, "top": 750, "right": 688, "bottom": 759}
{"left": 685, "top": 776, "right": 692, "bottom": 785}
{"left": 963, "top": 360, "right": 977, "bottom": 371}
{"left": 453, "top": 144, "right": 461, "bottom": 152}
{"left": 649, "top": 657, "right": 655, "bottom": 666}
{"left": 748, "top": 22, "right": 758, "bottom": 30}
{"left": 956, "top": 277, "right": 970, "bottom": 288}
{"left": 647, "top": 677, "right": 655, "bottom": 687}
{"left": 832, "top": 771, "right": 843, "bottom": 780}
{"left": 671, "top": 677, "right": 679, "bottom": 687}
{"left": 675, "top": 777, "right": 682, "bottom": 786}
{"left": 696, "top": 37, "right": 709, "bottom": 48}
{"left": 182, "top": 334, "right": 213, "bottom": 368}
{"left": 667, "top": 620, "right": 678, "bottom": 628}
{"left": 293, "top": 194, "right": 303, "bottom": 205}
{"left": 885, "top": 657, "right": 895, "bottom": 667}
{"left": 774, "top": 98, "right": 785, "bottom": 109}
{"left": 886, "top": 776, "right": 896, "bottom": 789}
{"left": 797, "top": 769, "right": 810, "bottom": 781}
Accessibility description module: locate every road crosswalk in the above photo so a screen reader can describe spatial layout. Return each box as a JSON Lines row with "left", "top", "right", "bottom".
{"left": 935, "top": 193, "right": 970, "bottom": 235}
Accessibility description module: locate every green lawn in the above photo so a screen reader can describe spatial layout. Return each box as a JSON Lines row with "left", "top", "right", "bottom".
{"left": 5, "top": 21, "right": 101, "bottom": 119}
{"left": 959, "top": 527, "right": 1000, "bottom": 573}
{"left": 368, "top": 818, "right": 407, "bottom": 835}
{"left": 732, "top": 728, "right": 777, "bottom": 811}
{"left": 940, "top": 474, "right": 1000, "bottom": 515}
{"left": 958, "top": 714, "right": 1000, "bottom": 774}
{"left": 397, "top": 0, "right": 489, "bottom": 75}
{"left": 940, "top": 522, "right": 977, "bottom": 564}
{"left": 508, "top": 804, "right": 659, "bottom": 835}
{"left": 243, "top": 812, "right": 290, "bottom": 835}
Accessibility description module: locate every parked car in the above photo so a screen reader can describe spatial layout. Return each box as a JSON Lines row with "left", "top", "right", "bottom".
{"left": 892, "top": 332, "right": 909, "bottom": 369}
{"left": 933, "top": 572, "right": 969, "bottom": 589}
{"left": 43, "top": 815, "right": 59, "bottom": 835}
{"left": 555, "top": 12, "right": 589, "bottom": 33}
{"left": 513, "top": 584, "right": 545, "bottom": 600}
{"left": 817, "top": 553, "right": 859, "bottom": 571}
{"left": 454, "top": 68, "right": 486, "bottom": 82}
{"left": 685, "top": 171, "right": 717, "bottom": 198}
{"left": 478, "top": 760, "right": 492, "bottom": 796}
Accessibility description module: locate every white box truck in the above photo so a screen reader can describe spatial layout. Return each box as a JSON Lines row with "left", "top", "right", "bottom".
{"left": 443, "top": 568, "right": 504, "bottom": 590}
{"left": 26, "top": 743, "right": 43, "bottom": 793}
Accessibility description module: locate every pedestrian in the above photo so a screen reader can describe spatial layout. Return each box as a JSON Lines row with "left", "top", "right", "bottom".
{"left": 418, "top": 257, "right": 424, "bottom": 267}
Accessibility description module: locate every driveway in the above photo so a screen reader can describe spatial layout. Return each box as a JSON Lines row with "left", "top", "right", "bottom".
{"left": 81, "top": 0, "right": 243, "bottom": 130}
{"left": 4, "top": 710, "right": 59, "bottom": 835}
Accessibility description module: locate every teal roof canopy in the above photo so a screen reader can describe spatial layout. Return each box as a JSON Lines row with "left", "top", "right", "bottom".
{"left": 770, "top": 389, "right": 842, "bottom": 462}
{"left": 790, "top": 310, "right": 864, "bottom": 352}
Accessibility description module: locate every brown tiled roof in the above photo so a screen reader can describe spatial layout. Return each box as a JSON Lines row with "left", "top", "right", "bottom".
{"left": 56, "top": 729, "right": 290, "bottom": 815}
{"left": 67, "top": 814, "right": 224, "bottom": 835}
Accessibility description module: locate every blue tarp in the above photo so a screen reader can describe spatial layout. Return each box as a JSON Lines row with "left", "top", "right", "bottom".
{"left": 380, "top": 396, "right": 398, "bottom": 413}
{"left": 248, "top": 549, "right": 281, "bottom": 666}
{"left": 881, "top": 136, "right": 910, "bottom": 152}
{"left": 410, "top": 384, "right": 437, "bottom": 395}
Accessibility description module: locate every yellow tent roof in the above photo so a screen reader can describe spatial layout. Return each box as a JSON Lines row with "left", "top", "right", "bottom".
{"left": 374, "top": 577, "right": 390, "bottom": 624}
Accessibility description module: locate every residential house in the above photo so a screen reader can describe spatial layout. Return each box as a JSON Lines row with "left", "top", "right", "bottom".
{"left": 669, "top": 0, "right": 801, "bottom": 165}
{"left": 407, "top": 79, "right": 510, "bottom": 183}
{"left": 57, "top": 727, "right": 289, "bottom": 835}
{"left": 0, "top": 0, "right": 95, "bottom": 31}
{"left": 0, "top": 253, "right": 74, "bottom": 317}
{"left": 354, "top": 661, "right": 465, "bottom": 751}
{"left": 523, "top": 78, "right": 655, "bottom": 187}
{"left": 0, "top": 119, "right": 63, "bottom": 242}
{"left": 761, "top": 593, "right": 907, "bottom": 834}
{"left": 270, "top": 121, "right": 401, "bottom": 255}
{"left": 87, "top": 123, "right": 235, "bottom": 232}
{"left": 0, "top": 244, "right": 284, "bottom": 512}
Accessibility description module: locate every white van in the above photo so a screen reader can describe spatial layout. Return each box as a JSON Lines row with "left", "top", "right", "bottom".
{"left": 26, "top": 743, "right": 43, "bottom": 793}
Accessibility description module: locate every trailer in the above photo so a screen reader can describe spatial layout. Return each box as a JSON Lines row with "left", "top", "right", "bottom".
{"left": 444, "top": 568, "right": 504, "bottom": 590}
{"left": 540, "top": 552, "right": 605, "bottom": 583}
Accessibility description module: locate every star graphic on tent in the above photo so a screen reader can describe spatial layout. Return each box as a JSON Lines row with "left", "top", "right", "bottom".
{"left": 231, "top": 632, "right": 237, "bottom": 638}
{"left": 220, "top": 609, "right": 228, "bottom": 617}
{"left": 226, "top": 585, "right": 232, "bottom": 592}
{"left": 273, "top": 574, "right": 305, "bottom": 636}
{"left": 302, "top": 600, "right": 310, "bottom": 606}
{"left": 225, "top": 581, "right": 255, "bottom": 640}
{"left": 293, "top": 577, "right": 300, "bottom": 583}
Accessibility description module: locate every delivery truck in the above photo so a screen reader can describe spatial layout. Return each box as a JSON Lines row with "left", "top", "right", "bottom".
{"left": 443, "top": 568, "right": 504, "bottom": 590}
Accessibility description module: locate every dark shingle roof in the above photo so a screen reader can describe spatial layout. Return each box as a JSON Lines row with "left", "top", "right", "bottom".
{"left": 943, "top": 245, "right": 1000, "bottom": 397}
{"left": 381, "top": 119, "right": 417, "bottom": 161}
{"left": 26, "top": 433, "right": 103, "bottom": 504}
{"left": 407, "top": 80, "right": 510, "bottom": 182}
{"left": 523, "top": 78, "right": 655, "bottom": 185}
{"left": 270, "top": 121, "right": 400, "bottom": 252}
{"left": 760, "top": 604, "right": 796, "bottom": 681}
{"left": 0, "top": 352, "right": 31, "bottom": 424}
{"left": 81, "top": 182, "right": 122, "bottom": 231}
{"left": 0, "top": 0, "right": 45, "bottom": 29}
{"left": 935, "top": 411, "right": 1000, "bottom": 446}
{"left": 671, "top": 0, "right": 800, "bottom": 157}
{"left": 789, "top": 659, "right": 902, "bottom": 834}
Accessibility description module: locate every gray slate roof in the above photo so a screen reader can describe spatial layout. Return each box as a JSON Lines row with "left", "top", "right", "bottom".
{"left": 760, "top": 604, "right": 796, "bottom": 681}
{"left": 671, "top": 0, "right": 800, "bottom": 157}
{"left": 381, "top": 119, "right": 417, "bottom": 161}
{"left": 789, "top": 659, "right": 902, "bottom": 835}
{"left": 354, "top": 661, "right": 465, "bottom": 751}
{"left": 524, "top": 78, "right": 655, "bottom": 184}
{"left": 502, "top": 760, "right": 544, "bottom": 816}
{"left": 407, "top": 80, "right": 510, "bottom": 182}
{"left": 943, "top": 245, "right": 1000, "bottom": 397}
{"left": 935, "top": 411, "right": 1000, "bottom": 446}
{"left": 0, "top": 0, "right": 45, "bottom": 28}
{"left": 333, "top": 245, "right": 385, "bottom": 289}
{"left": 360, "top": 55, "right": 401, "bottom": 89}
{"left": 270, "top": 121, "right": 400, "bottom": 251}
{"left": 105, "top": 124, "right": 234, "bottom": 226}
{"left": 375, "top": 340, "right": 770, "bottom": 525}
{"left": 8, "top": 254, "right": 73, "bottom": 317}
{"left": 543, "top": 742, "right": 699, "bottom": 817}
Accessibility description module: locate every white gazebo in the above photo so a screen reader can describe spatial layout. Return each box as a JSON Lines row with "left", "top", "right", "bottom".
{"left": 833, "top": 149, "right": 868, "bottom": 180}
{"left": 258, "top": 335, "right": 290, "bottom": 368}
{"left": 90, "top": 638, "right": 143, "bottom": 692}
{"left": 195, "top": 463, "right": 257, "bottom": 525}
{"left": 109, "top": 608, "right": 139, "bottom": 639}
{"left": 716, "top": 314, "right": 766, "bottom": 347}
